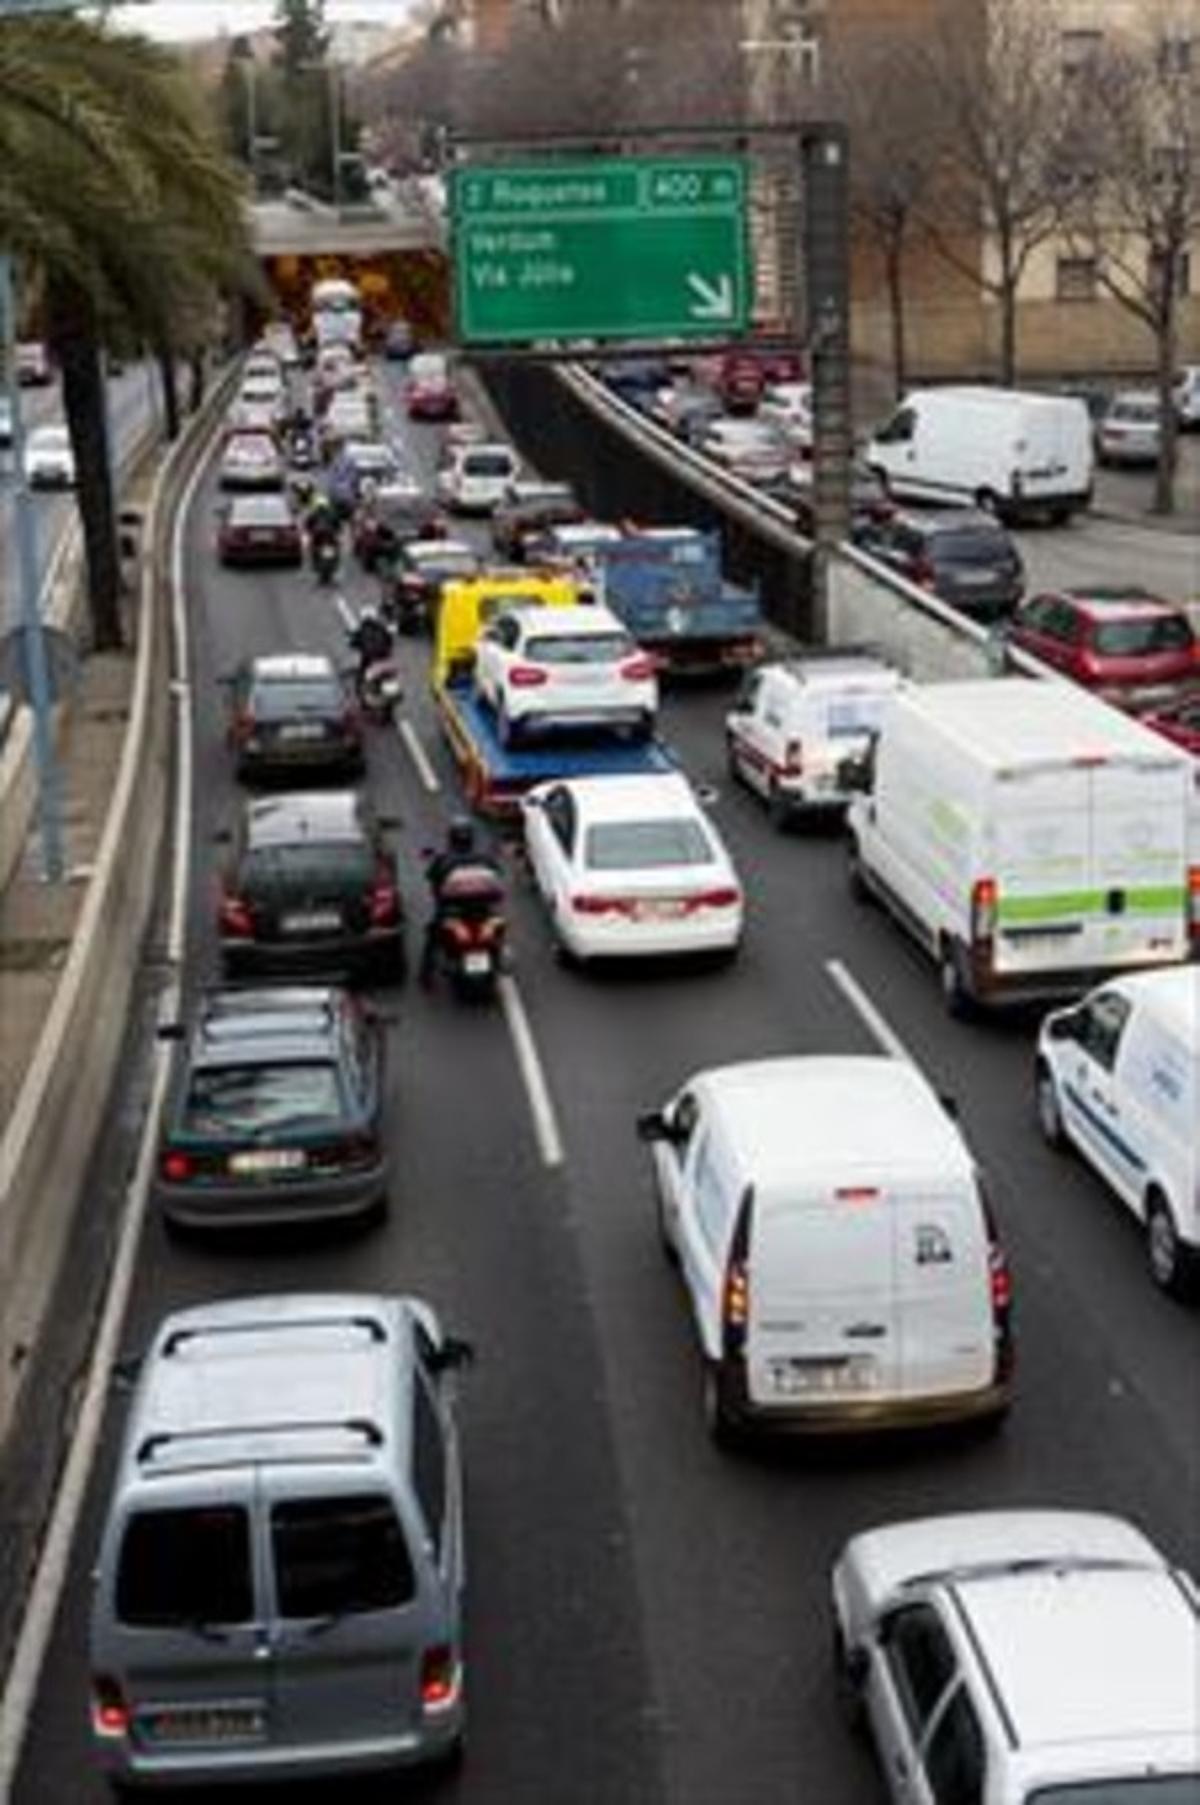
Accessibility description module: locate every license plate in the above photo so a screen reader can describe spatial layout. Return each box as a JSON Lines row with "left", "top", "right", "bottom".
{"left": 634, "top": 899, "right": 688, "bottom": 921}
{"left": 955, "top": 569, "right": 995, "bottom": 587}
{"left": 463, "top": 951, "right": 492, "bottom": 975}
{"left": 277, "top": 722, "right": 324, "bottom": 741}
{"left": 281, "top": 909, "right": 341, "bottom": 933}
{"left": 768, "top": 1356, "right": 878, "bottom": 1396}
{"left": 229, "top": 1147, "right": 305, "bottom": 1175}
{"left": 143, "top": 1704, "right": 267, "bottom": 1745}
{"left": 249, "top": 530, "right": 277, "bottom": 544}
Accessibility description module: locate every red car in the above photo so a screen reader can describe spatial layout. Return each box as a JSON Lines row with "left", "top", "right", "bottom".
{"left": 1007, "top": 587, "right": 1199, "bottom": 700}
{"left": 217, "top": 494, "right": 303, "bottom": 567}
{"left": 405, "top": 352, "right": 459, "bottom": 422}
{"left": 1141, "top": 690, "right": 1200, "bottom": 756}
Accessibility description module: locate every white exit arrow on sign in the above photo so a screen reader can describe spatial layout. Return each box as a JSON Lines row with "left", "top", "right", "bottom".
{"left": 686, "top": 273, "right": 734, "bottom": 322}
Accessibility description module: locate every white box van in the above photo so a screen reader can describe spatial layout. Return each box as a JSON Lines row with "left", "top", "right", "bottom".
{"left": 846, "top": 679, "right": 1198, "bottom": 1016}
{"left": 724, "top": 651, "right": 904, "bottom": 826}
{"left": 866, "top": 387, "right": 1093, "bottom": 523}
{"left": 637, "top": 1056, "right": 1013, "bottom": 1446}
{"left": 1036, "top": 967, "right": 1199, "bottom": 1297}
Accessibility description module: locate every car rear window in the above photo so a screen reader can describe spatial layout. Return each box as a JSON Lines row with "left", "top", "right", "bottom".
{"left": 271, "top": 1494, "right": 415, "bottom": 1617}
{"left": 1091, "top": 616, "right": 1193, "bottom": 656}
{"left": 464, "top": 451, "right": 515, "bottom": 476}
{"left": 585, "top": 818, "right": 713, "bottom": 869}
{"left": 412, "top": 551, "right": 476, "bottom": 577}
{"left": 933, "top": 529, "right": 1013, "bottom": 564}
{"left": 1110, "top": 399, "right": 1158, "bottom": 423}
{"left": 243, "top": 843, "right": 375, "bottom": 890}
{"left": 182, "top": 1061, "right": 344, "bottom": 1137}
{"left": 252, "top": 678, "right": 342, "bottom": 717}
{"left": 116, "top": 1506, "right": 253, "bottom": 1627}
{"left": 525, "top": 632, "right": 632, "bottom": 664}
{"left": 233, "top": 498, "right": 291, "bottom": 526}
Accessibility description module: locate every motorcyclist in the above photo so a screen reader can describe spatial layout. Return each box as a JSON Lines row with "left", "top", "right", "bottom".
{"left": 349, "top": 602, "right": 395, "bottom": 688}
{"left": 420, "top": 816, "right": 502, "bottom": 985}
{"left": 306, "top": 490, "right": 340, "bottom": 564}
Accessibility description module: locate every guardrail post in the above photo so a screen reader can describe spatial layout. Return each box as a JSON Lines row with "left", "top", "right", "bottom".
{"left": 1, "top": 250, "right": 65, "bottom": 882}
{"left": 801, "top": 123, "right": 852, "bottom": 646}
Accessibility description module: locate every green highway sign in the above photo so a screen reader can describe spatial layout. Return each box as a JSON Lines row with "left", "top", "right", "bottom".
{"left": 451, "top": 155, "right": 751, "bottom": 347}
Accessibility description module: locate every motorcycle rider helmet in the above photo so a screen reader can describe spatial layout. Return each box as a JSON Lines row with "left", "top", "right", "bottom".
{"left": 447, "top": 816, "right": 476, "bottom": 856}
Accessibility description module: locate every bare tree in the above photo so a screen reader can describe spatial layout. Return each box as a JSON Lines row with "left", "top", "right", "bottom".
{"left": 824, "top": 22, "right": 942, "bottom": 398}
{"left": 918, "top": 0, "right": 1069, "bottom": 385}
{"left": 1059, "top": 14, "right": 1199, "bottom": 513}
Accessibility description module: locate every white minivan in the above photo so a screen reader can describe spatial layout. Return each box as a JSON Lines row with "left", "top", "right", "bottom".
{"left": 866, "top": 386, "right": 1093, "bottom": 523}
{"left": 846, "top": 679, "right": 1198, "bottom": 1017}
{"left": 1036, "top": 966, "right": 1199, "bottom": 1297}
{"left": 637, "top": 1056, "right": 1013, "bottom": 1446}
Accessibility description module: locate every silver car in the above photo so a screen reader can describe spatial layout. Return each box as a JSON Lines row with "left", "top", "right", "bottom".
{"left": 90, "top": 1292, "right": 470, "bottom": 1788}
{"left": 1096, "top": 390, "right": 1162, "bottom": 466}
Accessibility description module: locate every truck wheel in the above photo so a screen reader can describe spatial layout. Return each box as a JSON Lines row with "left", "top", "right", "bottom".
{"left": 832, "top": 1625, "right": 866, "bottom": 1735}
{"left": 1035, "top": 1061, "right": 1066, "bottom": 1149}
{"left": 939, "top": 941, "right": 975, "bottom": 1020}
{"left": 767, "top": 782, "right": 793, "bottom": 832}
{"left": 702, "top": 1361, "right": 745, "bottom": 1451}
{"left": 1146, "top": 1192, "right": 1193, "bottom": 1299}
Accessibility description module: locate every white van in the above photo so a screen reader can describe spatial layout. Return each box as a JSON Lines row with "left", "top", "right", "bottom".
{"left": 846, "top": 679, "right": 1198, "bottom": 1016}
{"left": 866, "top": 387, "right": 1093, "bottom": 523}
{"left": 724, "top": 651, "right": 904, "bottom": 826}
{"left": 637, "top": 1056, "right": 1013, "bottom": 1446}
{"left": 1036, "top": 967, "right": 1199, "bottom": 1297}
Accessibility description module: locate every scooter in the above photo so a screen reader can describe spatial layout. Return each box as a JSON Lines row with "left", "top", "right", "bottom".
{"left": 384, "top": 574, "right": 428, "bottom": 637}
{"left": 356, "top": 657, "right": 404, "bottom": 725}
{"left": 424, "top": 861, "right": 507, "bottom": 1001}
{"left": 311, "top": 535, "right": 340, "bottom": 587}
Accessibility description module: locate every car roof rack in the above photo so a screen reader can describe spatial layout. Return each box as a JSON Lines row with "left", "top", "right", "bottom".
{"left": 137, "top": 1416, "right": 384, "bottom": 1468}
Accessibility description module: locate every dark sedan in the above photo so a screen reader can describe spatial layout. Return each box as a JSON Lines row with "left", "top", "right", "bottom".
{"left": 491, "top": 483, "right": 583, "bottom": 562}
{"left": 153, "top": 985, "right": 388, "bottom": 1232}
{"left": 224, "top": 653, "right": 364, "bottom": 783}
{"left": 856, "top": 508, "right": 1025, "bottom": 625}
{"left": 216, "top": 493, "right": 303, "bottom": 567}
{"left": 384, "top": 538, "right": 480, "bottom": 629}
{"left": 216, "top": 789, "right": 406, "bottom": 984}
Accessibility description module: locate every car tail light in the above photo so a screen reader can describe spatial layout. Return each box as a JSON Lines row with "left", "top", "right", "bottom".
{"left": 369, "top": 869, "right": 400, "bottom": 926}
{"left": 971, "top": 877, "right": 997, "bottom": 946}
{"left": 989, "top": 1240, "right": 1014, "bottom": 1381}
{"left": 572, "top": 894, "right": 635, "bottom": 915}
{"left": 218, "top": 890, "right": 254, "bottom": 937}
{"left": 312, "top": 1132, "right": 376, "bottom": 1171}
{"left": 721, "top": 1191, "right": 754, "bottom": 1356}
{"left": 160, "top": 1148, "right": 192, "bottom": 1184}
{"left": 91, "top": 1676, "right": 130, "bottom": 1739}
{"left": 509, "top": 664, "right": 549, "bottom": 687}
{"left": 1189, "top": 866, "right": 1200, "bottom": 947}
{"left": 619, "top": 654, "right": 657, "bottom": 681}
{"left": 420, "top": 1646, "right": 461, "bottom": 1714}
{"left": 783, "top": 738, "right": 804, "bottom": 775}
{"left": 687, "top": 887, "right": 742, "bottom": 911}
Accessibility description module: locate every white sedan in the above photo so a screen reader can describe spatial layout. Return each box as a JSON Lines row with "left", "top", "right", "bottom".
{"left": 475, "top": 603, "right": 657, "bottom": 745}
{"left": 25, "top": 424, "right": 75, "bottom": 489}
{"left": 435, "top": 441, "right": 520, "bottom": 514}
{"left": 523, "top": 773, "right": 744, "bottom": 963}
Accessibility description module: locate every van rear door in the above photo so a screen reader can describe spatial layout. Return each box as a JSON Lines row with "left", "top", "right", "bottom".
{"left": 746, "top": 1188, "right": 901, "bottom": 1409}
{"left": 993, "top": 759, "right": 1188, "bottom": 977}
{"left": 891, "top": 1186, "right": 993, "bottom": 1399}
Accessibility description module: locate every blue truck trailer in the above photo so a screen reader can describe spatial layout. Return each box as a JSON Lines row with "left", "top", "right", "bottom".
{"left": 588, "top": 527, "right": 764, "bottom": 675}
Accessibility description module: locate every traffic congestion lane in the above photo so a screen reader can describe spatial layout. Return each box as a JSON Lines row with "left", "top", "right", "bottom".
{"left": 1012, "top": 509, "right": 1198, "bottom": 604}
{"left": 14, "top": 439, "right": 666, "bottom": 1805}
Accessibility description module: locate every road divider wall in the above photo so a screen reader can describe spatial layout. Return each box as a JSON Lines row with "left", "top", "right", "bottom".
{"left": 0, "top": 368, "right": 236, "bottom": 1452}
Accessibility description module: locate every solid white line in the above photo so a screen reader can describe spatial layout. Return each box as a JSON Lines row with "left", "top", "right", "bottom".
{"left": 0, "top": 414, "right": 218, "bottom": 1803}
{"left": 397, "top": 716, "right": 440, "bottom": 794}
{"left": 825, "top": 957, "right": 915, "bottom": 1065}
{"left": 498, "top": 972, "right": 565, "bottom": 1170}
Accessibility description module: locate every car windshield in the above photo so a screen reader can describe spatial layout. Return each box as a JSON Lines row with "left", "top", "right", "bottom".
{"left": 1092, "top": 616, "right": 1193, "bottom": 655}
{"left": 934, "top": 530, "right": 1012, "bottom": 565}
{"left": 526, "top": 631, "right": 632, "bottom": 664}
{"left": 229, "top": 435, "right": 275, "bottom": 460}
{"left": 1111, "top": 399, "right": 1158, "bottom": 422}
{"left": 232, "top": 498, "right": 290, "bottom": 525}
{"left": 33, "top": 427, "right": 68, "bottom": 450}
{"left": 585, "top": 818, "right": 713, "bottom": 870}
{"left": 411, "top": 355, "right": 447, "bottom": 382}
{"left": 252, "top": 679, "right": 341, "bottom": 717}
{"left": 244, "top": 842, "right": 374, "bottom": 889}
{"left": 182, "top": 1061, "right": 344, "bottom": 1136}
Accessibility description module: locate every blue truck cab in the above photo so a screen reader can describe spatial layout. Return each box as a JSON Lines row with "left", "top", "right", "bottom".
{"left": 585, "top": 528, "right": 763, "bottom": 675}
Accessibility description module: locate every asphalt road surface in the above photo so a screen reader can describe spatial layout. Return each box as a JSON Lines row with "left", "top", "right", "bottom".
{"left": 13, "top": 360, "right": 1200, "bottom": 1805}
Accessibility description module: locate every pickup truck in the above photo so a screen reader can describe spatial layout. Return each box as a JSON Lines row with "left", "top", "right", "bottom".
{"left": 433, "top": 570, "right": 675, "bottom": 820}
{"left": 586, "top": 527, "right": 764, "bottom": 676}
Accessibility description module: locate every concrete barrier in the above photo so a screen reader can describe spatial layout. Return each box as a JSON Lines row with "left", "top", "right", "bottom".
{"left": 0, "top": 368, "right": 236, "bottom": 1449}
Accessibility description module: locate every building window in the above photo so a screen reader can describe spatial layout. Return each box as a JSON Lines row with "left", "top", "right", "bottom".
{"left": 1061, "top": 29, "right": 1102, "bottom": 76}
{"left": 1148, "top": 249, "right": 1191, "bottom": 298}
{"left": 1158, "top": 36, "right": 1192, "bottom": 77}
{"left": 1056, "top": 256, "right": 1098, "bottom": 302}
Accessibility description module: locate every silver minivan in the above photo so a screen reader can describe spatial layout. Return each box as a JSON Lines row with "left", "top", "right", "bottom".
{"left": 90, "top": 1292, "right": 470, "bottom": 1791}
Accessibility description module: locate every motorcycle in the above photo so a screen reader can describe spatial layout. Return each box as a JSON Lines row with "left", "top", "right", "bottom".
{"left": 311, "top": 534, "right": 340, "bottom": 587}
{"left": 356, "top": 657, "right": 404, "bottom": 725}
{"left": 383, "top": 573, "right": 428, "bottom": 637}
{"left": 287, "top": 427, "right": 316, "bottom": 470}
{"left": 425, "top": 860, "right": 506, "bottom": 1001}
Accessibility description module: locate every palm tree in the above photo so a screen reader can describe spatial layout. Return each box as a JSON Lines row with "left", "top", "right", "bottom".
{"left": 0, "top": 15, "right": 255, "bottom": 647}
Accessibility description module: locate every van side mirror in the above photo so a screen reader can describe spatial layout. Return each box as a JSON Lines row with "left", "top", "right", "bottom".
{"left": 636, "top": 1108, "right": 673, "bottom": 1144}
{"left": 429, "top": 1334, "right": 474, "bottom": 1374}
{"left": 212, "top": 827, "right": 233, "bottom": 846}
{"left": 844, "top": 1644, "right": 870, "bottom": 1689}
{"left": 156, "top": 1021, "right": 186, "bottom": 1041}
{"left": 1047, "top": 1012, "right": 1079, "bottom": 1043}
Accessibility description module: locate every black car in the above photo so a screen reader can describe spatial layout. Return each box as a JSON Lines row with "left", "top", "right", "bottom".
{"left": 855, "top": 508, "right": 1026, "bottom": 624}
{"left": 153, "top": 985, "right": 388, "bottom": 1232}
{"left": 384, "top": 538, "right": 481, "bottom": 630}
{"left": 491, "top": 483, "right": 583, "bottom": 562}
{"left": 224, "top": 653, "right": 364, "bottom": 783}
{"left": 217, "top": 790, "right": 406, "bottom": 983}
